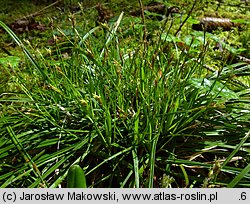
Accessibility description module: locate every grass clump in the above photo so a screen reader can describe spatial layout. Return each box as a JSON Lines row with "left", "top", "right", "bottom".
{"left": 0, "top": 0, "right": 250, "bottom": 188}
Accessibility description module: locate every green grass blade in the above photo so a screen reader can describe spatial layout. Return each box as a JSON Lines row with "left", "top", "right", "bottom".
{"left": 0, "top": 20, "right": 49, "bottom": 81}
{"left": 120, "top": 170, "right": 133, "bottom": 188}
{"left": 179, "top": 164, "right": 189, "bottom": 187}
{"left": 148, "top": 135, "right": 159, "bottom": 188}
{"left": 2, "top": 117, "right": 46, "bottom": 186}
{"left": 85, "top": 147, "right": 133, "bottom": 176}
{"left": 132, "top": 149, "right": 140, "bottom": 188}
{"left": 222, "top": 130, "right": 250, "bottom": 169}
{"left": 227, "top": 163, "right": 250, "bottom": 188}
{"left": 100, "top": 12, "right": 124, "bottom": 58}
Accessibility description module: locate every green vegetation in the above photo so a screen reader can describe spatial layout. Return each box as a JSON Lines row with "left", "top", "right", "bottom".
{"left": 67, "top": 164, "right": 87, "bottom": 188}
{"left": 0, "top": 0, "right": 249, "bottom": 188}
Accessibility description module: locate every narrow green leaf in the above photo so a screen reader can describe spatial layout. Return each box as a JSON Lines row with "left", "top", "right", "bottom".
{"left": 227, "top": 163, "right": 250, "bottom": 188}
{"left": 132, "top": 149, "right": 140, "bottom": 188}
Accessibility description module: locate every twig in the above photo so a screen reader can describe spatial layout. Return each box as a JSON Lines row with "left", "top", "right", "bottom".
{"left": 174, "top": 0, "right": 198, "bottom": 36}
{"left": 1, "top": 47, "right": 13, "bottom": 56}
{"left": 19, "top": 0, "right": 62, "bottom": 20}
{"left": 238, "top": 55, "right": 250, "bottom": 64}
